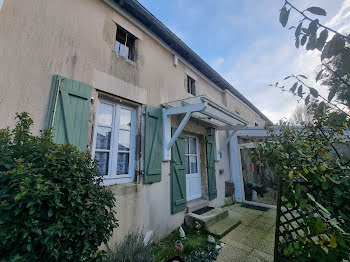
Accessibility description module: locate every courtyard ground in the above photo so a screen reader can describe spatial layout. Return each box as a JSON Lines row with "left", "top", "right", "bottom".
{"left": 217, "top": 204, "right": 276, "bottom": 262}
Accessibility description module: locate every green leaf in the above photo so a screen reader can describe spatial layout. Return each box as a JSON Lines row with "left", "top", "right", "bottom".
{"left": 336, "top": 234, "right": 346, "bottom": 248}
{"left": 295, "top": 36, "right": 300, "bottom": 48}
{"left": 290, "top": 82, "right": 298, "bottom": 92}
{"left": 300, "top": 199, "right": 308, "bottom": 208}
{"left": 306, "top": 6, "right": 327, "bottom": 16}
{"left": 298, "top": 85, "right": 303, "bottom": 97}
{"left": 310, "top": 88, "right": 318, "bottom": 98}
{"left": 328, "top": 86, "right": 337, "bottom": 102}
{"left": 293, "top": 242, "right": 300, "bottom": 250}
{"left": 305, "top": 95, "right": 310, "bottom": 105}
{"left": 315, "top": 70, "right": 323, "bottom": 82}
{"left": 308, "top": 19, "right": 319, "bottom": 37}
{"left": 322, "top": 182, "right": 329, "bottom": 190}
{"left": 26, "top": 243, "right": 32, "bottom": 252}
{"left": 279, "top": 7, "right": 290, "bottom": 27}
{"left": 347, "top": 34, "right": 350, "bottom": 44}
{"left": 315, "top": 218, "right": 324, "bottom": 233}
{"left": 284, "top": 76, "right": 291, "bottom": 80}
{"left": 301, "top": 35, "right": 308, "bottom": 46}
{"left": 336, "top": 112, "right": 347, "bottom": 125}
{"left": 306, "top": 192, "right": 315, "bottom": 202}
{"left": 316, "top": 29, "right": 328, "bottom": 51}
{"left": 318, "top": 101, "right": 326, "bottom": 115}
{"left": 48, "top": 208, "right": 53, "bottom": 218}
{"left": 306, "top": 35, "right": 317, "bottom": 50}
{"left": 295, "top": 22, "right": 302, "bottom": 38}
{"left": 298, "top": 75, "right": 308, "bottom": 79}
{"left": 341, "top": 49, "right": 350, "bottom": 74}
{"left": 321, "top": 34, "right": 345, "bottom": 60}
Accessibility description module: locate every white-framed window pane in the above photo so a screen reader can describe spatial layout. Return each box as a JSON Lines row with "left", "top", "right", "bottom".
{"left": 95, "top": 152, "right": 109, "bottom": 176}
{"left": 118, "top": 130, "right": 130, "bottom": 151}
{"left": 185, "top": 138, "right": 189, "bottom": 154}
{"left": 96, "top": 127, "right": 112, "bottom": 150}
{"left": 115, "top": 42, "right": 120, "bottom": 54}
{"left": 190, "top": 156, "right": 198, "bottom": 173}
{"left": 190, "top": 138, "right": 197, "bottom": 154}
{"left": 185, "top": 156, "right": 190, "bottom": 174}
{"left": 117, "top": 152, "right": 129, "bottom": 175}
{"left": 98, "top": 103, "right": 113, "bottom": 126}
{"left": 120, "top": 109, "right": 132, "bottom": 130}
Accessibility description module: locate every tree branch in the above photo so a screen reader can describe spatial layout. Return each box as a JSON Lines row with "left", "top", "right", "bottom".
{"left": 285, "top": 0, "right": 347, "bottom": 39}
{"left": 293, "top": 75, "right": 350, "bottom": 116}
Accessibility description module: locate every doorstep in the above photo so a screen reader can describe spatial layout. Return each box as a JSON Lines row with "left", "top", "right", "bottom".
{"left": 186, "top": 198, "right": 209, "bottom": 213}
{"left": 184, "top": 207, "right": 228, "bottom": 228}
{"left": 207, "top": 216, "right": 241, "bottom": 238}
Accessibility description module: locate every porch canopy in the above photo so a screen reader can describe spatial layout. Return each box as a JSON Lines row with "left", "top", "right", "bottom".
{"left": 161, "top": 95, "right": 248, "bottom": 161}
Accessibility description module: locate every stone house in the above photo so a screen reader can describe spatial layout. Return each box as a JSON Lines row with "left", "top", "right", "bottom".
{"left": 0, "top": 0, "right": 270, "bottom": 243}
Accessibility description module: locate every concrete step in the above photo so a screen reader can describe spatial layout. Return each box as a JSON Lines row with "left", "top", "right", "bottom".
{"left": 208, "top": 216, "right": 241, "bottom": 238}
{"left": 185, "top": 207, "right": 228, "bottom": 228}
{"left": 186, "top": 199, "right": 209, "bottom": 213}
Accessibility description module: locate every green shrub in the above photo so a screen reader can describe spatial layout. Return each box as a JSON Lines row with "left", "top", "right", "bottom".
{"left": 108, "top": 230, "right": 155, "bottom": 262}
{"left": 0, "top": 113, "right": 118, "bottom": 261}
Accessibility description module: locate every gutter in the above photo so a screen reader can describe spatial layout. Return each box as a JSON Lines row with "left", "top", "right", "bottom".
{"left": 105, "top": 0, "right": 270, "bottom": 122}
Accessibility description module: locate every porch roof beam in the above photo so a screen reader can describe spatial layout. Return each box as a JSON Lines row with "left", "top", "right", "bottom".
{"left": 164, "top": 102, "right": 207, "bottom": 116}
{"left": 162, "top": 102, "right": 207, "bottom": 161}
{"left": 166, "top": 111, "right": 191, "bottom": 150}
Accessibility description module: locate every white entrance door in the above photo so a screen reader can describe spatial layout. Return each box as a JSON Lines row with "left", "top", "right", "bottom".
{"left": 185, "top": 136, "right": 202, "bottom": 201}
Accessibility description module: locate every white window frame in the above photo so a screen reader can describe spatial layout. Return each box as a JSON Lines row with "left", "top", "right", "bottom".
{"left": 184, "top": 134, "right": 202, "bottom": 201}
{"left": 184, "top": 135, "right": 201, "bottom": 175}
{"left": 92, "top": 99, "right": 136, "bottom": 185}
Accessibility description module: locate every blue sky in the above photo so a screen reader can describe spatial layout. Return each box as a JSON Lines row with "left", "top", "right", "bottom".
{"left": 138, "top": 0, "right": 350, "bottom": 123}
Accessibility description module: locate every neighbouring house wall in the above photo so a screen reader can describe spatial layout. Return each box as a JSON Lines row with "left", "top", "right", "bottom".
{"left": 0, "top": 0, "right": 266, "bottom": 243}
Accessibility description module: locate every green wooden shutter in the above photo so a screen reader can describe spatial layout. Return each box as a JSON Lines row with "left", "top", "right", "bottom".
{"left": 206, "top": 135, "right": 217, "bottom": 200}
{"left": 46, "top": 75, "right": 92, "bottom": 151}
{"left": 171, "top": 128, "right": 187, "bottom": 214}
{"left": 144, "top": 105, "right": 162, "bottom": 184}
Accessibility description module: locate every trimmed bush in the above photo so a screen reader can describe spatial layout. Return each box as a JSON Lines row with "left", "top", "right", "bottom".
{"left": 0, "top": 113, "right": 118, "bottom": 261}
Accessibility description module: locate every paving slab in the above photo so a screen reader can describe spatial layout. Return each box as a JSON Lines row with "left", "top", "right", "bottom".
{"left": 217, "top": 204, "right": 276, "bottom": 262}
{"left": 217, "top": 245, "right": 250, "bottom": 262}
{"left": 245, "top": 249, "right": 274, "bottom": 262}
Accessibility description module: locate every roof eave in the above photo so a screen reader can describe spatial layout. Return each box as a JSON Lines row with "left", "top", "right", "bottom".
{"left": 104, "top": 0, "right": 270, "bottom": 122}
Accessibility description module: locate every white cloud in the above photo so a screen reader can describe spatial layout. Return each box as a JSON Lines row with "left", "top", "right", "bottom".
{"left": 211, "top": 57, "right": 225, "bottom": 71}
{"left": 327, "top": 0, "right": 350, "bottom": 33}
{"left": 167, "top": 24, "right": 188, "bottom": 42}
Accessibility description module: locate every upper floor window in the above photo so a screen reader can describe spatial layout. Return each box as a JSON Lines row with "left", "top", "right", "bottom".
{"left": 115, "top": 24, "right": 136, "bottom": 61}
{"left": 187, "top": 76, "right": 196, "bottom": 96}
{"left": 93, "top": 100, "right": 136, "bottom": 185}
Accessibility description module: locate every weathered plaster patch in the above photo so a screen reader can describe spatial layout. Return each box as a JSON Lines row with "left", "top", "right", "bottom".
{"left": 92, "top": 69, "right": 147, "bottom": 105}
{"left": 103, "top": 19, "right": 116, "bottom": 49}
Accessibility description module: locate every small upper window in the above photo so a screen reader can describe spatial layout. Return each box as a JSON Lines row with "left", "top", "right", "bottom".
{"left": 187, "top": 76, "right": 196, "bottom": 96}
{"left": 115, "top": 24, "right": 136, "bottom": 61}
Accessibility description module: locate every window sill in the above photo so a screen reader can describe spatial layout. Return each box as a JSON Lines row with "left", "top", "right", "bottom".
{"left": 108, "top": 182, "right": 140, "bottom": 196}
{"left": 112, "top": 51, "right": 137, "bottom": 67}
